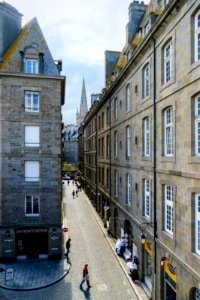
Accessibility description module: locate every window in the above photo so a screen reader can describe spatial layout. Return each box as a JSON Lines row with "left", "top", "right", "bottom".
{"left": 106, "top": 106, "right": 110, "bottom": 125}
{"left": 98, "top": 167, "right": 101, "bottom": 183}
{"left": 144, "top": 117, "right": 150, "bottom": 156}
{"left": 106, "top": 135, "right": 110, "bottom": 158}
{"left": 164, "top": 0, "right": 169, "bottom": 7}
{"left": 193, "top": 288, "right": 200, "bottom": 300}
{"left": 195, "top": 95, "right": 200, "bottom": 156}
{"left": 102, "top": 168, "right": 104, "bottom": 185}
{"left": 114, "top": 98, "right": 118, "bottom": 119}
{"left": 102, "top": 137, "right": 104, "bottom": 157}
{"left": 125, "top": 84, "right": 131, "bottom": 111}
{"left": 106, "top": 168, "right": 110, "bottom": 190}
{"left": 195, "top": 10, "right": 200, "bottom": 62}
{"left": 102, "top": 112, "right": 104, "bottom": 129}
{"left": 126, "top": 126, "right": 131, "bottom": 158}
{"left": 126, "top": 173, "right": 132, "bottom": 206}
{"left": 114, "top": 131, "right": 118, "bottom": 157}
{"left": 143, "top": 64, "right": 150, "bottom": 98}
{"left": 195, "top": 194, "right": 200, "bottom": 255}
{"left": 164, "top": 185, "right": 174, "bottom": 235}
{"left": 25, "top": 59, "right": 38, "bottom": 74}
{"left": 25, "top": 161, "right": 40, "bottom": 182}
{"left": 163, "top": 40, "right": 172, "bottom": 83}
{"left": 164, "top": 107, "right": 173, "bottom": 156}
{"left": 98, "top": 115, "right": 101, "bottom": 130}
{"left": 144, "top": 179, "right": 150, "bottom": 218}
{"left": 144, "top": 21, "right": 150, "bottom": 36}
{"left": 25, "top": 195, "right": 40, "bottom": 216}
{"left": 114, "top": 170, "right": 118, "bottom": 197}
{"left": 25, "top": 126, "right": 40, "bottom": 147}
{"left": 25, "top": 91, "right": 39, "bottom": 112}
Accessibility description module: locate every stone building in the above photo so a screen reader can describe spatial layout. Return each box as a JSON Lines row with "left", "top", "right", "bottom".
{"left": 81, "top": 0, "right": 200, "bottom": 299}
{"left": 0, "top": 2, "right": 65, "bottom": 260}
{"left": 63, "top": 124, "right": 78, "bottom": 165}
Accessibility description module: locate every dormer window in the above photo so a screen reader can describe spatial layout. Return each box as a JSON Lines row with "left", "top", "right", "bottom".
{"left": 25, "top": 59, "right": 38, "bottom": 74}
{"left": 144, "top": 21, "right": 150, "bottom": 36}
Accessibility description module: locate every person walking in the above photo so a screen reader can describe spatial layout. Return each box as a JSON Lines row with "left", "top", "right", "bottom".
{"left": 79, "top": 264, "right": 92, "bottom": 289}
{"left": 72, "top": 190, "right": 75, "bottom": 199}
{"left": 64, "top": 238, "right": 71, "bottom": 259}
{"left": 76, "top": 189, "right": 78, "bottom": 197}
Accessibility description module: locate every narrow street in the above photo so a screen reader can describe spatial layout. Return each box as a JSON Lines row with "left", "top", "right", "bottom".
{"left": 63, "top": 180, "right": 138, "bottom": 300}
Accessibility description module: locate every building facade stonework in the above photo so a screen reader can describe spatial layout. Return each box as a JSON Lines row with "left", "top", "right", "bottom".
{"left": 0, "top": 3, "right": 65, "bottom": 260}
{"left": 80, "top": 0, "right": 200, "bottom": 299}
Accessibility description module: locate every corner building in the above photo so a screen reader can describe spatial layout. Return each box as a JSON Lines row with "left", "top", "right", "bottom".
{"left": 81, "top": 0, "right": 200, "bottom": 299}
{"left": 0, "top": 3, "right": 65, "bottom": 260}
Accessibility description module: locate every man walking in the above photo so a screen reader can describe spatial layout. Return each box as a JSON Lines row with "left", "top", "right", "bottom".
{"left": 64, "top": 238, "right": 71, "bottom": 259}
{"left": 79, "top": 264, "right": 92, "bottom": 289}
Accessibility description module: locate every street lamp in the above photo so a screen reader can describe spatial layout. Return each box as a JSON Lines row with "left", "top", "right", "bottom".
{"left": 139, "top": 222, "right": 153, "bottom": 244}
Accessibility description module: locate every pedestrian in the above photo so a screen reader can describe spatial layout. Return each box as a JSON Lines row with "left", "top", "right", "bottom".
{"left": 64, "top": 238, "right": 71, "bottom": 258}
{"left": 120, "top": 237, "right": 126, "bottom": 256}
{"left": 72, "top": 190, "right": 75, "bottom": 199}
{"left": 67, "top": 180, "right": 70, "bottom": 185}
{"left": 79, "top": 264, "right": 92, "bottom": 289}
{"left": 76, "top": 189, "right": 78, "bottom": 197}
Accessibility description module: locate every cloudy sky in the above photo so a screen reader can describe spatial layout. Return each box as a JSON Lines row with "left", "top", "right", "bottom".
{"left": 7, "top": 0, "right": 149, "bottom": 124}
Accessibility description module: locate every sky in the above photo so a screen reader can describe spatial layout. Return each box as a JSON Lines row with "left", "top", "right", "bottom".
{"left": 6, "top": 0, "right": 149, "bottom": 125}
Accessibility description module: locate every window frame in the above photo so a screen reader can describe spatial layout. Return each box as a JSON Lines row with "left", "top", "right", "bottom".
{"left": 25, "top": 161, "right": 40, "bottom": 182}
{"left": 194, "top": 9, "right": 200, "bottom": 62}
{"left": 195, "top": 193, "right": 200, "bottom": 255}
{"left": 125, "top": 84, "right": 131, "bottom": 112}
{"left": 143, "top": 64, "right": 150, "bottom": 98}
{"left": 114, "top": 131, "right": 118, "bottom": 158}
{"left": 25, "top": 125, "right": 40, "bottom": 147}
{"left": 164, "top": 107, "right": 173, "bottom": 156}
{"left": 25, "top": 59, "right": 39, "bottom": 74}
{"left": 126, "top": 173, "right": 132, "bottom": 206}
{"left": 164, "top": 185, "right": 174, "bottom": 235}
{"left": 114, "top": 98, "right": 118, "bottom": 120}
{"left": 25, "top": 195, "right": 40, "bottom": 216}
{"left": 195, "top": 95, "right": 200, "bottom": 156}
{"left": 126, "top": 125, "right": 131, "bottom": 159}
{"left": 114, "top": 170, "right": 118, "bottom": 197}
{"left": 25, "top": 91, "right": 39, "bottom": 112}
{"left": 144, "top": 179, "right": 150, "bottom": 218}
{"left": 163, "top": 40, "right": 173, "bottom": 84}
{"left": 144, "top": 117, "right": 150, "bottom": 157}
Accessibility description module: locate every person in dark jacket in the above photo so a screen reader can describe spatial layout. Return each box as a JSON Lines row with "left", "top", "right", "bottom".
{"left": 64, "top": 238, "right": 71, "bottom": 258}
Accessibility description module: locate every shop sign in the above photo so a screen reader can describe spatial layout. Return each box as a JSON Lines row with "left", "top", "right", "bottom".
{"left": 16, "top": 228, "right": 48, "bottom": 234}
{"left": 63, "top": 228, "right": 68, "bottom": 232}
{"left": 163, "top": 259, "right": 176, "bottom": 282}
{"left": 144, "top": 240, "right": 152, "bottom": 256}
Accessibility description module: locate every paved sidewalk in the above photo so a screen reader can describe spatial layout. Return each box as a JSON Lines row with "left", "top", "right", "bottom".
{"left": 82, "top": 192, "right": 150, "bottom": 300}
{"left": 0, "top": 258, "right": 70, "bottom": 291}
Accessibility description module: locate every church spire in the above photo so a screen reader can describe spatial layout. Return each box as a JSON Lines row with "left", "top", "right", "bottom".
{"left": 76, "top": 77, "right": 88, "bottom": 127}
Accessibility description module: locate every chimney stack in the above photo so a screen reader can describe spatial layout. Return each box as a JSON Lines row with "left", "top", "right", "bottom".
{"left": 126, "top": 1, "right": 147, "bottom": 45}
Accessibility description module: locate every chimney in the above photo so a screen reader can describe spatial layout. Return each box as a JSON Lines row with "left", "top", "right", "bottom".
{"left": 0, "top": 2, "right": 22, "bottom": 59}
{"left": 126, "top": 1, "right": 147, "bottom": 45}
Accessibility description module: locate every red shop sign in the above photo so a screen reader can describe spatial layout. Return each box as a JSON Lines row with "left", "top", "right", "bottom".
{"left": 63, "top": 228, "right": 68, "bottom": 232}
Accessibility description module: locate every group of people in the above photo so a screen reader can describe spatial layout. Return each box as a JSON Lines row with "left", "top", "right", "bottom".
{"left": 115, "top": 238, "right": 139, "bottom": 281}
{"left": 64, "top": 238, "right": 92, "bottom": 289}
{"left": 72, "top": 190, "right": 79, "bottom": 198}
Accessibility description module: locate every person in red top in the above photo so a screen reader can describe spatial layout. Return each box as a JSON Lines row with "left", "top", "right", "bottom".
{"left": 79, "top": 264, "right": 92, "bottom": 289}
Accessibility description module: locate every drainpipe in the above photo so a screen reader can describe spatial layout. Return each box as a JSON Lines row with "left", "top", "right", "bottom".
{"left": 153, "top": 37, "right": 157, "bottom": 300}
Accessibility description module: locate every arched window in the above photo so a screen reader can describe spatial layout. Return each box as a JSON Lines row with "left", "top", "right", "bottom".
{"left": 125, "top": 84, "right": 131, "bottom": 111}
{"left": 143, "top": 64, "right": 150, "bottom": 98}
{"left": 163, "top": 40, "right": 173, "bottom": 83}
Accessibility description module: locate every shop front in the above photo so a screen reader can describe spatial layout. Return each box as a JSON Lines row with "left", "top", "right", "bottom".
{"left": 162, "top": 258, "right": 176, "bottom": 300}
{"left": 15, "top": 228, "right": 48, "bottom": 260}
{"left": 144, "top": 240, "right": 152, "bottom": 292}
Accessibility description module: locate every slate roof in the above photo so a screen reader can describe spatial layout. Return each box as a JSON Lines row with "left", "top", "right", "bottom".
{"left": 0, "top": 17, "right": 59, "bottom": 76}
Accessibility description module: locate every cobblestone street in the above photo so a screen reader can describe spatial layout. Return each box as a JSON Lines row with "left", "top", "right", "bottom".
{"left": 63, "top": 180, "right": 139, "bottom": 300}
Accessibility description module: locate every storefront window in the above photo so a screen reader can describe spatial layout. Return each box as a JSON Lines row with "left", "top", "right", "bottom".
{"left": 144, "top": 250, "right": 152, "bottom": 291}
{"left": 162, "top": 259, "right": 176, "bottom": 300}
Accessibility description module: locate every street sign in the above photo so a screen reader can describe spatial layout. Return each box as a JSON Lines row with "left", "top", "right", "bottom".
{"left": 63, "top": 227, "right": 68, "bottom": 232}
{"left": 6, "top": 268, "right": 14, "bottom": 281}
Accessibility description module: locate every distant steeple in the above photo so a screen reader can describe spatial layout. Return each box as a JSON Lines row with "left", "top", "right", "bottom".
{"left": 76, "top": 77, "right": 88, "bottom": 127}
